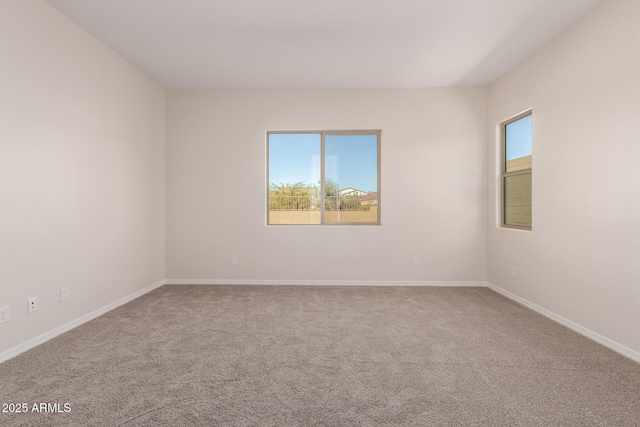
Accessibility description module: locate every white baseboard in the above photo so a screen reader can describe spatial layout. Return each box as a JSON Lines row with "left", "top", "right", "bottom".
{"left": 164, "top": 279, "right": 488, "bottom": 287}
{"left": 0, "top": 280, "right": 164, "bottom": 364}
{"left": 486, "top": 282, "right": 640, "bottom": 364}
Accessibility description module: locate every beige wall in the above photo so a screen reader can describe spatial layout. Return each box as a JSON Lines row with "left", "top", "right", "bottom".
{"left": 487, "top": 0, "right": 640, "bottom": 355}
{"left": 504, "top": 155, "right": 532, "bottom": 227}
{"left": 506, "top": 155, "right": 532, "bottom": 171}
{"left": 0, "top": 1, "right": 165, "bottom": 355}
{"left": 269, "top": 207, "right": 378, "bottom": 225}
{"left": 166, "top": 88, "right": 487, "bottom": 283}
{"left": 504, "top": 173, "right": 532, "bottom": 228}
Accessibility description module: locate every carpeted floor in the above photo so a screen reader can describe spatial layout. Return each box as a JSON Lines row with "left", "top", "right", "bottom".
{"left": 1, "top": 285, "right": 639, "bottom": 426}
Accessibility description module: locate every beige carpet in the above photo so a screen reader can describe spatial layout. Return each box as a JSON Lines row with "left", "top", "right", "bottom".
{"left": 1, "top": 285, "right": 639, "bottom": 426}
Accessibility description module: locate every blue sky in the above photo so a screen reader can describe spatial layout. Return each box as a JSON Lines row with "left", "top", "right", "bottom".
{"left": 268, "top": 133, "right": 378, "bottom": 192}
{"left": 505, "top": 114, "right": 532, "bottom": 161}
{"left": 268, "top": 133, "right": 320, "bottom": 187}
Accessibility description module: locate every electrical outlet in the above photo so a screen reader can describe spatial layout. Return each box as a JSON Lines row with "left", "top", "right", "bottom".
{"left": 412, "top": 257, "right": 420, "bottom": 267}
{"left": 512, "top": 267, "right": 518, "bottom": 277}
{"left": 60, "top": 287, "right": 69, "bottom": 302}
{"left": 28, "top": 297, "right": 37, "bottom": 314}
{"left": 0, "top": 306, "right": 9, "bottom": 324}
{"left": 230, "top": 256, "right": 238, "bottom": 266}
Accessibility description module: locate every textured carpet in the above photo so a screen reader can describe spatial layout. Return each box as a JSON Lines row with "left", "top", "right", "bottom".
{"left": 1, "top": 285, "right": 639, "bottom": 426}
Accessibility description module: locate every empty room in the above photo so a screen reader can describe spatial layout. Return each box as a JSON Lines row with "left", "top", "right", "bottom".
{"left": 1, "top": 0, "right": 639, "bottom": 425}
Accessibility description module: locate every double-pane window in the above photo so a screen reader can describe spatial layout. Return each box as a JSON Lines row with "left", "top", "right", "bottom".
{"left": 267, "top": 131, "right": 380, "bottom": 225}
{"left": 502, "top": 112, "right": 532, "bottom": 229}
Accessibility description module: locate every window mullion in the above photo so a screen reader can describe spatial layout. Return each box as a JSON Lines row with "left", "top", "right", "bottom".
{"left": 502, "top": 168, "right": 532, "bottom": 179}
{"left": 320, "top": 132, "right": 325, "bottom": 225}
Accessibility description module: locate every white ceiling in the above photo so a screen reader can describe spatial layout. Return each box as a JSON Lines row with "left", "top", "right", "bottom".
{"left": 46, "top": 0, "right": 603, "bottom": 89}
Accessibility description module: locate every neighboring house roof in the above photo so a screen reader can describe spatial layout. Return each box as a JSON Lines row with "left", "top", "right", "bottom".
{"left": 360, "top": 192, "right": 378, "bottom": 202}
{"left": 338, "top": 188, "right": 367, "bottom": 197}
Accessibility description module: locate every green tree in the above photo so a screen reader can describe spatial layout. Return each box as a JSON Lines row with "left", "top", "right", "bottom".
{"left": 323, "top": 179, "right": 339, "bottom": 210}
{"left": 324, "top": 179, "right": 339, "bottom": 196}
{"left": 340, "top": 194, "right": 362, "bottom": 211}
{"left": 322, "top": 179, "right": 364, "bottom": 210}
{"left": 269, "top": 182, "right": 317, "bottom": 210}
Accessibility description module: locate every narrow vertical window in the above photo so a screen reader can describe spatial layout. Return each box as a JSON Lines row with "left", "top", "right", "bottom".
{"left": 267, "top": 131, "right": 380, "bottom": 225}
{"left": 501, "top": 112, "right": 532, "bottom": 229}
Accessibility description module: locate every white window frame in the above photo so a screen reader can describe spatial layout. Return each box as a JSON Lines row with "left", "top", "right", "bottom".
{"left": 500, "top": 111, "right": 532, "bottom": 231}
{"left": 267, "top": 130, "right": 381, "bottom": 226}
